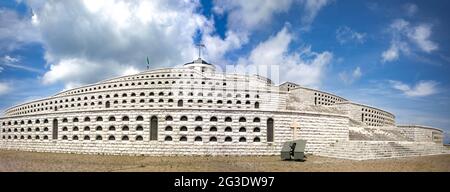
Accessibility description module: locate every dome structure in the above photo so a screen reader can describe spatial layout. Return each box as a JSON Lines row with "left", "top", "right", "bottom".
{"left": 183, "top": 58, "right": 216, "bottom": 73}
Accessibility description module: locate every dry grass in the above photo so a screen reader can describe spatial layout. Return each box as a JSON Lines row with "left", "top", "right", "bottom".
{"left": 0, "top": 150, "right": 449, "bottom": 172}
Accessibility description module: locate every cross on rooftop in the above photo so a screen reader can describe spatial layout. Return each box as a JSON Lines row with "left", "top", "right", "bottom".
{"left": 196, "top": 44, "right": 205, "bottom": 59}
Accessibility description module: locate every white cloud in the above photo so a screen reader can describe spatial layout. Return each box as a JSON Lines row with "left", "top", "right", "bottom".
{"left": 213, "top": 0, "right": 331, "bottom": 31}
{"left": 0, "top": 82, "right": 10, "bottom": 95}
{"left": 300, "top": 0, "right": 331, "bottom": 27}
{"left": 208, "top": 0, "right": 293, "bottom": 62}
{"left": 6, "top": 0, "right": 332, "bottom": 89}
{"left": 1, "top": 55, "right": 43, "bottom": 73}
{"left": 26, "top": 0, "right": 209, "bottom": 88}
{"left": 3, "top": 55, "right": 19, "bottom": 63}
{"left": 407, "top": 24, "right": 438, "bottom": 53}
{"left": 381, "top": 18, "right": 438, "bottom": 62}
{"left": 336, "top": 26, "right": 366, "bottom": 44}
{"left": 122, "top": 66, "right": 140, "bottom": 76}
{"left": 382, "top": 43, "right": 400, "bottom": 62}
{"left": 236, "top": 26, "right": 333, "bottom": 88}
{"left": 42, "top": 58, "right": 118, "bottom": 89}
{"left": 389, "top": 80, "right": 439, "bottom": 97}
{"left": 381, "top": 40, "right": 410, "bottom": 62}
{"left": 403, "top": 3, "right": 418, "bottom": 16}
{"left": 213, "top": 0, "right": 293, "bottom": 32}
{"left": 339, "top": 66, "right": 362, "bottom": 85}
{"left": 202, "top": 30, "right": 249, "bottom": 64}
{"left": 390, "top": 18, "right": 410, "bottom": 31}
{"left": 0, "top": 8, "right": 41, "bottom": 51}
{"left": 353, "top": 67, "right": 362, "bottom": 78}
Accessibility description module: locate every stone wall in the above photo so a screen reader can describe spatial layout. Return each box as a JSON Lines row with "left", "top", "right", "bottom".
{"left": 333, "top": 102, "right": 395, "bottom": 127}
{"left": 0, "top": 109, "right": 349, "bottom": 156}
{"left": 398, "top": 125, "right": 444, "bottom": 144}
{"left": 285, "top": 86, "right": 346, "bottom": 107}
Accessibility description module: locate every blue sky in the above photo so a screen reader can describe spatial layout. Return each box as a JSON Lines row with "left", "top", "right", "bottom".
{"left": 0, "top": 0, "right": 449, "bottom": 143}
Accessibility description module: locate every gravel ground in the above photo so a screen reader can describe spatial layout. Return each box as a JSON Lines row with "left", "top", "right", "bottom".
{"left": 0, "top": 150, "right": 449, "bottom": 172}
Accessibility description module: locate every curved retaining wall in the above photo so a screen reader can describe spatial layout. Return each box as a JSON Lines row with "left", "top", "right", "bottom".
{"left": 0, "top": 109, "right": 349, "bottom": 156}
{"left": 398, "top": 125, "right": 444, "bottom": 144}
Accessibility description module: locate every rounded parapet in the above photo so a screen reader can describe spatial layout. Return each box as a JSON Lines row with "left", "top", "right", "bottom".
{"left": 397, "top": 125, "right": 444, "bottom": 144}
{"left": 332, "top": 101, "right": 395, "bottom": 127}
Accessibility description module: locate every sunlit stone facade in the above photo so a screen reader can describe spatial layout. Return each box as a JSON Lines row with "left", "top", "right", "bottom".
{"left": 0, "top": 58, "right": 447, "bottom": 159}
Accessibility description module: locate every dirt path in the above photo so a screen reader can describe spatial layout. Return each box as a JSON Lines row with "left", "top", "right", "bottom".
{"left": 0, "top": 150, "right": 448, "bottom": 172}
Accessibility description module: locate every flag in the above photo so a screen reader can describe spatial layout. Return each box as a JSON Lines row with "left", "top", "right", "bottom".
{"left": 146, "top": 56, "right": 149, "bottom": 65}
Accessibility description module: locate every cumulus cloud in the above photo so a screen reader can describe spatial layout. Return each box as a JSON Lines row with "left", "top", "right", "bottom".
{"left": 42, "top": 58, "right": 114, "bottom": 88}
{"left": 381, "top": 40, "right": 410, "bottom": 62}
{"left": 25, "top": 0, "right": 210, "bottom": 89}
{"left": 382, "top": 44, "right": 400, "bottom": 62}
{"left": 381, "top": 18, "right": 438, "bottom": 62}
{"left": 300, "top": 0, "right": 331, "bottom": 27}
{"left": 389, "top": 80, "right": 439, "bottom": 97}
{"left": 213, "top": 0, "right": 331, "bottom": 31}
{"left": 209, "top": 0, "right": 331, "bottom": 61}
{"left": 207, "top": 0, "right": 293, "bottom": 63}
{"left": 202, "top": 30, "right": 249, "bottom": 65}
{"left": 339, "top": 66, "right": 362, "bottom": 85}
{"left": 0, "top": 8, "right": 41, "bottom": 51}
{"left": 213, "top": 0, "right": 293, "bottom": 32}
{"left": 235, "top": 26, "right": 333, "bottom": 88}
{"left": 336, "top": 26, "right": 366, "bottom": 44}
{"left": 0, "top": 82, "right": 10, "bottom": 95}
{"left": 5, "top": 0, "right": 333, "bottom": 89}
{"left": 407, "top": 24, "right": 438, "bottom": 53}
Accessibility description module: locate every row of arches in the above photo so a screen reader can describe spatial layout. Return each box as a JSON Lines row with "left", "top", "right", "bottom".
{"left": 2, "top": 115, "right": 145, "bottom": 126}
{"left": 64, "top": 135, "right": 141, "bottom": 141}
{"left": 2, "top": 115, "right": 263, "bottom": 126}
{"left": 2, "top": 126, "right": 261, "bottom": 133}
{"left": 2, "top": 135, "right": 49, "bottom": 140}
{"left": 3, "top": 118, "right": 49, "bottom": 125}
{"left": 50, "top": 116, "right": 156, "bottom": 142}
{"left": 1, "top": 135, "right": 142, "bottom": 141}
{"left": 63, "top": 75, "right": 259, "bottom": 97}
{"left": 2, "top": 125, "right": 144, "bottom": 132}
{"left": 164, "top": 126, "right": 260, "bottom": 133}
{"left": 103, "top": 92, "right": 259, "bottom": 98}
{"left": 164, "top": 116, "right": 260, "bottom": 122}
{"left": 61, "top": 115, "right": 144, "bottom": 123}
{"left": 8, "top": 88, "right": 262, "bottom": 115}
{"left": 1, "top": 135, "right": 262, "bottom": 143}
{"left": 9, "top": 98, "right": 261, "bottom": 115}
{"left": 64, "top": 77, "right": 245, "bottom": 96}
{"left": 164, "top": 136, "right": 261, "bottom": 142}
{"left": 2, "top": 117, "right": 273, "bottom": 142}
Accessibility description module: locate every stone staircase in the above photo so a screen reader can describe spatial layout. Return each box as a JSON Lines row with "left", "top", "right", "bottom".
{"left": 349, "top": 126, "right": 412, "bottom": 141}
{"left": 318, "top": 140, "right": 450, "bottom": 160}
